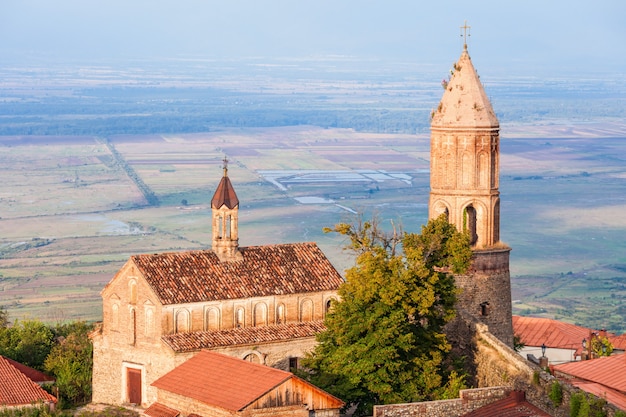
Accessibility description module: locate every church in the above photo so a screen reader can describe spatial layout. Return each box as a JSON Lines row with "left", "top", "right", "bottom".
{"left": 90, "top": 28, "right": 531, "bottom": 415}
{"left": 91, "top": 162, "right": 344, "bottom": 407}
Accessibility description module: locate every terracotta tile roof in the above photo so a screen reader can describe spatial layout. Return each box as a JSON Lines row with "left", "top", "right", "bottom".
{"left": 461, "top": 391, "right": 550, "bottom": 417}
{"left": 162, "top": 320, "right": 325, "bottom": 352}
{"left": 132, "top": 242, "right": 343, "bottom": 305}
{"left": 4, "top": 357, "right": 55, "bottom": 384}
{"left": 568, "top": 379, "right": 626, "bottom": 411}
{"left": 144, "top": 402, "right": 180, "bottom": 417}
{"left": 211, "top": 174, "right": 238, "bottom": 209}
{"left": 152, "top": 350, "right": 293, "bottom": 412}
{"left": 609, "top": 334, "right": 626, "bottom": 350}
{"left": 0, "top": 355, "right": 57, "bottom": 406}
{"left": 513, "top": 315, "right": 591, "bottom": 351}
{"left": 553, "top": 354, "right": 626, "bottom": 393}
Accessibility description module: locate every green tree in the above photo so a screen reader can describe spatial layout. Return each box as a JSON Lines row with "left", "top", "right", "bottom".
{"left": 0, "top": 319, "right": 54, "bottom": 370}
{"left": 590, "top": 335, "right": 613, "bottom": 358}
{"left": 45, "top": 322, "right": 94, "bottom": 407}
{"left": 303, "top": 215, "right": 471, "bottom": 416}
{"left": 0, "top": 306, "right": 8, "bottom": 328}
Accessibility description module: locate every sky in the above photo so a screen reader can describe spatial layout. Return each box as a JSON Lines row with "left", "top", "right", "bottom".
{"left": 1, "top": 0, "right": 625, "bottom": 75}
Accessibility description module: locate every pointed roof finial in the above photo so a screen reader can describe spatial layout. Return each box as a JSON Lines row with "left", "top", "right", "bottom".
{"left": 222, "top": 156, "right": 229, "bottom": 177}
{"left": 460, "top": 20, "right": 471, "bottom": 51}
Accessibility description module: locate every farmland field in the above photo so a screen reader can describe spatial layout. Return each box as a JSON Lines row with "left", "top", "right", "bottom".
{"left": 1, "top": 123, "right": 626, "bottom": 332}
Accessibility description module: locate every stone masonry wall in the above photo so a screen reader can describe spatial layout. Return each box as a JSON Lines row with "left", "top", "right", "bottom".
{"left": 454, "top": 248, "right": 513, "bottom": 347}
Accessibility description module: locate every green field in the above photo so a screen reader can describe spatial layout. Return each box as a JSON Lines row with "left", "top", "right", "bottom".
{"left": 1, "top": 124, "right": 626, "bottom": 332}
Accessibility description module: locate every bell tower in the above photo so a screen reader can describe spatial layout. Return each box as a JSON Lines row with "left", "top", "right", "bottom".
{"left": 211, "top": 158, "right": 243, "bottom": 262}
{"left": 429, "top": 25, "right": 513, "bottom": 346}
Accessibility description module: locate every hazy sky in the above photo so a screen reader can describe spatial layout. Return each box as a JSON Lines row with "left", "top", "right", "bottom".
{"left": 1, "top": 0, "right": 624, "bottom": 74}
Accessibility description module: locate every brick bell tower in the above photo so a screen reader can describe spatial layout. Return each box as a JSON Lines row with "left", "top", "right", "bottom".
{"left": 429, "top": 26, "right": 513, "bottom": 346}
{"left": 211, "top": 158, "right": 243, "bottom": 262}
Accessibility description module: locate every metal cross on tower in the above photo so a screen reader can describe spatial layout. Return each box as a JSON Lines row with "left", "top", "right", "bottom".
{"left": 460, "top": 21, "right": 471, "bottom": 50}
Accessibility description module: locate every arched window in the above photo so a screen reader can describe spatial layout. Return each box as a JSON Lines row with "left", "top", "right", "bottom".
{"left": 175, "top": 309, "right": 190, "bottom": 333}
{"left": 235, "top": 307, "right": 245, "bottom": 328}
{"left": 464, "top": 205, "right": 478, "bottom": 246}
{"left": 253, "top": 303, "right": 268, "bottom": 327}
{"left": 276, "top": 304, "right": 285, "bottom": 324}
{"left": 478, "top": 151, "right": 489, "bottom": 188}
{"left": 145, "top": 308, "right": 154, "bottom": 337}
{"left": 493, "top": 199, "right": 501, "bottom": 243}
{"left": 225, "top": 215, "right": 232, "bottom": 238}
{"left": 111, "top": 303, "right": 119, "bottom": 330}
{"left": 216, "top": 215, "right": 223, "bottom": 238}
{"left": 129, "top": 308, "right": 136, "bottom": 346}
{"left": 300, "top": 299, "right": 313, "bottom": 322}
{"left": 325, "top": 298, "right": 336, "bottom": 315}
{"left": 243, "top": 352, "right": 263, "bottom": 364}
{"left": 205, "top": 307, "right": 220, "bottom": 331}
{"left": 129, "top": 280, "right": 137, "bottom": 305}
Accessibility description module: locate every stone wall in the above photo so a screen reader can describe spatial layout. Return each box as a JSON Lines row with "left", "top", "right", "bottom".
{"left": 454, "top": 248, "right": 513, "bottom": 347}
{"left": 373, "top": 386, "right": 510, "bottom": 417}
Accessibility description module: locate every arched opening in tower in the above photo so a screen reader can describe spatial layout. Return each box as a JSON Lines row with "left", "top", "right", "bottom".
{"left": 464, "top": 205, "right": 478, "bottom": 246}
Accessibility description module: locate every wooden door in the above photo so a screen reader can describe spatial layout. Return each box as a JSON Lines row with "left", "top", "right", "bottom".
{"left": 127, "top": 368, "right": 142, "bottom": 405}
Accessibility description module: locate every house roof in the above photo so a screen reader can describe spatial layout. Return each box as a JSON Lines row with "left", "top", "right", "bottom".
{"left": 144, "top": 402, "right": 180, "bottom": 417}
{"left": 0, "top": 355, "right": 57, "bottom": 406}
{"left": 152, "top": 350, "right": 343, "bottom": 412}
{"left": 431, "top": 47, "right": 499, "bottom": 129}
{"left": 553, "top": 354, "right": 626, "bottom": 393}
{"left": 3, "top": 357, "right": 55, "bottom": 384}
{"left": 130, "top": 242, "right": 344, "bottom": 305}
{"left": 162, "top": 320, "right": 325, "bottom": 352}
{"left": 461, "top": 391, "right": 550, "bottom": 417}
{"left": 513, "top": 315, "right": 591, "bottom": 352}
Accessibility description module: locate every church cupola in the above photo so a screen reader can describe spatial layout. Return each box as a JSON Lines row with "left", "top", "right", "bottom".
{"left": 211, "top": 158, "right": 243, "bottom": 262}
{"left": 429, "top": 26, "right": 501, "bottom": 249}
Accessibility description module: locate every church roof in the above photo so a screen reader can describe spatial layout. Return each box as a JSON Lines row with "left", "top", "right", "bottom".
{"left": 431, "top": 47, "right": 499, "bottom": 129}
{"left": 131, "top": 242, "right": 343, "bottom": 305}
{"left": 162, "top": 320, "right": 326, "bottom": 352}
{"left": 0, "top": 355, "right": 57, "bottom": 406}
{"left": 211, "top": 173, "right": 238, "bottom": 209}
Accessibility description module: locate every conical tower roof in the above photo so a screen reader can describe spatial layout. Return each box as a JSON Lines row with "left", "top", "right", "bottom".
{"left": 431, "top": 47, "right": 498, "bottom": 129}
{"left": 211, "top": 163, "right": 239, "bottom": 209}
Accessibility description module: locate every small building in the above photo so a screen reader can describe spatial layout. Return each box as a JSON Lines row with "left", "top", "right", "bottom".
{"left": 91, "top": 162, "right": 344, "bottom": 407}
{"left": 513, "top": 316, "right": 593, "bottom": 364}
{"left": 145, "top": 350, "right": 344, "bottom": 417}
{"left": 0, "top": 355, "right": 57, "bottom": 409}
{"left": 553, "top": 354, "right": 626, "bottom": 411}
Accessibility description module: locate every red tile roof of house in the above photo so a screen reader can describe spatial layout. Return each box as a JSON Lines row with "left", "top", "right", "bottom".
{"left": 567, "top": 379, "right": 626, "bottom": 411}
{"left": 130, "top": 242, "right": 344, "bottom": 305}
{"left": 609, "top": 334, "right": 626, "bottom": 350}
{"left": 153, "top": 350, "right": 344, "bottom": 412}
{"left": 513, "top": 315, "right": 592, "bottom": 351}
{"left": 0, "top": 356, "right": 57, "bottom": 406}
{"left": 461, "top": 391, "right": 550, "bottom": 417}
{"left": 553, "top": 354, "right": 626, "bottom": 393}
{"left": 144, "top": 402, "right": 180, "bottom": 417}
{"left": 162, "top": 320, "right": 325, "bottom": 352}
{"left": 3, "top": 357, "right": 55, "bottom": 384}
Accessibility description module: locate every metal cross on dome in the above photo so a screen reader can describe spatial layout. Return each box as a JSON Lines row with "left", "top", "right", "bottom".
{"left": 460, "top": 21, "right": 471, "bottom": 50}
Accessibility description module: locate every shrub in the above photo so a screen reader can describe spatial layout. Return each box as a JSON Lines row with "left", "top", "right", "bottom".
{"left": 548, "top": 381, "right": 563, "bottom": 406}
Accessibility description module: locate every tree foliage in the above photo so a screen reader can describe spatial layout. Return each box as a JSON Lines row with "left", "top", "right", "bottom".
{"left": 304, "top": 214, "right": 472, "bottom": 415}
{"left": 0, "top": 319, "right": 54, "bottom": 370}
{"left": 0, "top": 316, "right": 94, "bottom": 408}
{"left": 45, "top": 322, "right": 94, "bottom": 407}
